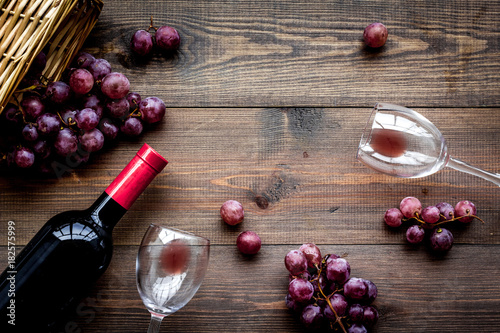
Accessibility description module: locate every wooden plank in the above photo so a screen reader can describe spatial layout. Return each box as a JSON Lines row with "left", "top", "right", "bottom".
{"left": 1, "top": 244, "right": 498, "bottom": 332}
{"left": 80, "top": 0, "right": 500, "bottom": 107}
{"left": 1, "top": 107, "right": 499, "bottom": 246}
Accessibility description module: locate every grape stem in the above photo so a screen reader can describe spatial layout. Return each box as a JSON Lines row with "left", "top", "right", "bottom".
{"left": 147, "top": 16, "right": 158, "bottom": 32}
{"left": 315, "top": 259, "right": 348, "bottom": 333}
{"left": 56, "top": 111, "right": 76, "bottom": 127}
{"left": 405, "top": 213, "right": 485, "bottom": 226}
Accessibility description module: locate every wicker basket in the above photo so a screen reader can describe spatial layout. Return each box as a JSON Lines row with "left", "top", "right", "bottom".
{"left": 0, "top": 0, "right": 103, "bottom": 114}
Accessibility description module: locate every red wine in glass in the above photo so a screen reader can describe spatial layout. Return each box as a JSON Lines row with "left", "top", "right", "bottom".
{"left": 369, "top": 128, "right": 407, "bottom": 158}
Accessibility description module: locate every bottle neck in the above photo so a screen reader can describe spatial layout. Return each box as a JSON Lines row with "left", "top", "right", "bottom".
{"left": 90, "top": 144, "right": 167, "bottom": 230}
{"left": 89, "top": 193, "right": 128, "bottom": 230}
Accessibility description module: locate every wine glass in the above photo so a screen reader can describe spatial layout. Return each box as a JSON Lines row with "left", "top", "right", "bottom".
{"left": 356, "top": 103, "right": 500, "bottom": 186}
{"left": 136, "top": 224, "right": 210, "bottom": 332}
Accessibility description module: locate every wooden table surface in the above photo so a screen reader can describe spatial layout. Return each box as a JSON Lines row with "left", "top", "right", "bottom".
{"left": 1, "top": 0, "right": 500, "bottom": 332}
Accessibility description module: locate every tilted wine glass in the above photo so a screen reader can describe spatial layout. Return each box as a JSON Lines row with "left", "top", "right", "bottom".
{"left": 136, "top": 224, "right": 210, "bottom": 333}
{"left": 356, "top": 103, "right": 500, "bottom": 186}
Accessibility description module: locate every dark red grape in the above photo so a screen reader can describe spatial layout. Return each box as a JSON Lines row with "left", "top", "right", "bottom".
{"left": 299, "top": 243, "right": 322, "bottom": 268}
{"left": 364, "top": 279, "right": 378, "bottom": 304}
{"left": 348, "top": 323, "right": 368, "bottom": 333}
{"left": 455, "top": 200, "right": 476, "bottom": 223}
{"left": 82, "top": 94, "right": 104, "bottom": 119}
{"left": 436, "top": 202, "right": 455, "bottom": 221}
{"left": 106, "top": 97, "right": 130, "bottom": 118}
{"left": 348, "top": 304, "right": 365, "bottom": 323}
{"left": 406, "top": 224, "right": 425, "bottom": 244}
{"left": 429, "top": 228, "right": 454, "bottom": 252}
{"left": 88, "top": 58, "right": 112, "bottom": 81}
{"left": 101, "top": 72, "right": 130, "bottom": 99}
{"left": 126, "top": 92, "right": 142, "bottom": 110}
{"left": 45, "top": 81, "right": 72, "bottom": 104}
{"left": 288, "top": 278, "right": 314, "bottom": 303}
{"left": 3, "top": 105, "right": 21, "bottom": 125}
{"left": 220, "top": 200, "right": 244, "bottom": 225}
{"left": 400, "top": 196, "right": 422, "bottom": 219}
{"left": 21, "top": 124, "right": 38, "bottom": 142}
{"left": 384, "top": 207, "right": 403, "bottom": 227}
{"left": 310, "top": 273, "right": 327, "bottom": 294}
{"left": 37, "top": 113, "right": 61, "bottom": 136}
{"left": 155, "top": 25, "right": 180, "bottom": 51}
{"left": 326, "top": 257, "right": 350, "bottom": 284}
{"left": 99, "top": 118, "right": 119, "bottom": 140}
{"left": 139, "top": 96, "right": 166, "bottom": 124}
{"left": 120, "top": 117, "right": 143, "bottom": 136}
{"left": 75, "top": 108, "right": 100, "bottom": 131}
{"left": 131, "top": 30, "right": 154, "bottom": 56}
{"left": 324, "top": 294, "right": 348, "bottom": 319}
{"left": 285, "top": 250, "right": 307, "bottom": 276}
{"left": 363, "top": 22, "right": 388, "bottom": 48}
{"left": 300, "top": 304, "right": 323, "bottom": 329}
{"left": 343, "top": 278, "right": 367, "bottom": 301}
{"left": 73, "top": 52, "right": 95, "bottom": 69}
{"left": 285, "top": 293, "right": 303, "bottom": 313}
{"left": 69, "top": 68, "right": 94, "bottom": 95}
{"left": 363, "top": 306, "right": 379, "bottom": 328}
{"left": 27, "top": 51, "right": 47, "bottom": 77}
{"left": 14, "top": 147, "right": 35, "bottom": 168}
{"left": 421, "top": 206, "right": 440, "bottom": 224}
{"left": 79, "top": 128, "right": 104, "bottom": 153}
{"left": 32, "top": 140, "right": 51, "bottom": 159}
{"left": 54, "top": 128, "right": 78, "bottom": 156}
{"left": 21, "top": 95, "right": 45, "bottom": 120}
{"left": 236, "top": 230, "right": 261, "bottom": 255}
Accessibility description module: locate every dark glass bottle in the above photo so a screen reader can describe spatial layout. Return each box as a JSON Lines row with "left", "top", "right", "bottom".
{"left": 0, "top": 143, "right": 168, "bottom": 332}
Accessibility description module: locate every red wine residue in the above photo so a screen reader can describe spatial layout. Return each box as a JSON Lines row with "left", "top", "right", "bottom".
{"left": 370, "top": 128, "right": 407, "bottom": 158}
{"left": 160, "top": 239, "right": 190, "bottom": 275}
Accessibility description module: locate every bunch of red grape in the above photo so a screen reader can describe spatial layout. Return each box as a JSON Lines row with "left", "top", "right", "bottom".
{"left": 384, "top": 196, "right": 482, "bottom": 252}
{"left": 285, "top": 244, "right": 379, "bottom": 333}
{"left": 130, "top": 18, "right": 180, "bottom": 57}
{"left": 0, "top": 51, "right": 166, "bottom": 176}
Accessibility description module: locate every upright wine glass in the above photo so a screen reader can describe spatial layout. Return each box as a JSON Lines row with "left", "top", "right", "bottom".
{"left": 136, "top": 224, "right": 210, "bottom": 333}
{"left": 357, "top": 103, "right": 500, "bottom": 186}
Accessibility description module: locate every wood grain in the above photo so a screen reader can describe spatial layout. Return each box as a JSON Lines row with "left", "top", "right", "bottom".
{"left": 1, "top": 245, "right": 498, "bottom": 332}
{"left": 1, "top": 0, "right": 500, "bottom": 332}
{"left": 79, "top": 0, "right": 500, "bottom": 107}
{"left": 0, "top": 108, "right": 498, "bottom": 246}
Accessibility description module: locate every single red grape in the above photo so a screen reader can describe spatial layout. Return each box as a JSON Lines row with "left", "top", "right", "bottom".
{"left": 455, "top": 200, "right": 476, "bottom": 223}
{"left": 363, "top": 22, "right": 388, "bottom": 48}
{"left": 384, "top": 207, "right": 403, "bottom": 227}
{"left": 101, "top": 72, "right": 130, "bottom": 99}
{"left": 155, "top": 25, "right": 180, "bottom": 51}
{"left": 298, "top": 243, "right": 322, "bottom": 268}
{"left": 131, "top": 30, "right": 154, "bottom": 56}
{"left": 220, "top": 200, "right": 244, "bottom": 225}
{"left": 236, "top": 231, "right": 261, "bottom": 255}
{"left": 400, "top": 196, "right": 422, "bottom": 219}
{"left": 429, "top": 228, "right": 454, "bottom": 252}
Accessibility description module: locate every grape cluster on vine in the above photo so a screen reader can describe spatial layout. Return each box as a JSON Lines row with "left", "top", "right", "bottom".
{"left": 0, "top": 51, "right": 166, "bottom": 176}
{"left": 285, "top": 244, "right": 379, "bottom": 333}
{"left": 384, "top": 196, "right": 483, "bottom": 252}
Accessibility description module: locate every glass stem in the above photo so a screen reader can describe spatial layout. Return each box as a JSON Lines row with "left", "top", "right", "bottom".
{"left": 147, "top": 313, "right": 165, "bottom": 333}
{"left": 447, "top": 156, "right": 500, "bottom": 186}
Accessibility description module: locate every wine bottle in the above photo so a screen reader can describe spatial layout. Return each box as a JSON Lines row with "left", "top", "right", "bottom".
{"left": 0, "top": 143, "right": 168, "bottom": 332}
